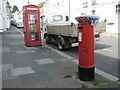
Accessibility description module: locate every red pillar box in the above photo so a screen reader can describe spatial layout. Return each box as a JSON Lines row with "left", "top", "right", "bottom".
{"left": 75, "top": 15, "right": 100, "bottom": 81}
{"left": 23, "top": 5, "right": 42, "bottom": 46}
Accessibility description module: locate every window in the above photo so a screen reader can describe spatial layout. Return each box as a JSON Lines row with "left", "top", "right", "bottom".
{"left": 2, "top": 1, "right": 4, "bottom": 12}
{"left": 28, "top": 13, "right": 38, "bottom": 32}
{"left": 83, "top": 1, "right": 88, "bottom": 8}
{"left": 0, "top": 1, "right": 1, "bottom": 10}
{"left": 116, "top": 4, "right": 120, "bottom": 14}
{"left": 91, "top": 10, "right": 96, "bottom": 15}
{"left": 92, "top": 0, "right": 98, "bottom": 6}
{"left": 53, "top": 15, "right": 63, "bottom": 21}
{"left": 65, "top": 16, "right": 69, "bottom": 21}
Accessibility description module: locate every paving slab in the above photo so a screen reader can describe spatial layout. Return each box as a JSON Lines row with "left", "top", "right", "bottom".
{"left": 40, "top": 78, "right": 81, "bottom": 88}
{"left": 2, "top": 63, "right": 14, "bottom": 72}
{"left": 11, "top": 67, "right": 35, "bottom": 76}
{"left": 24, "top": 47, "right": 38, "bottom": 50}
{"left": 19, "top": 71, "right": 53, "bottom": 86}
{"left": 10, "top": 42, "right": 24, "bottom": 45}
{"left": 32, "top": 63, "right": 57, "bottom": 72}
{"left": 1, "top": 64, "right": 17, "bottom": 80}
{"left": 16, "top": 50, "right": 36, "bottom": 54}
{"left": 35, "top": 58, "right": 55, "bottom": 65}
{"left": 2, "top": 47, "right": 10, "bottom": 53}
{"left": 9, "top": 45, "right": 26, "bottom": 52}
{"left": 2, "top": 78, "right": 23, "bottom": 88}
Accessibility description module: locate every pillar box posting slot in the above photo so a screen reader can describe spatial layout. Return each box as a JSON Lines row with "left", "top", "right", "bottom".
{"left": 75, "top": 15, "right": 100, "bottom": 81}
{"left": 23, "top": 5, "right": 42, "bottom": 46}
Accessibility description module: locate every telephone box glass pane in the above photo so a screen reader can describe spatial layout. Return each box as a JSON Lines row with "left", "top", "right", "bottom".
{"left": 28, "top": 13, "right": 38, "bottom": 41}
{"left": 28, "top": 13, "right": 38, "bottom": 32}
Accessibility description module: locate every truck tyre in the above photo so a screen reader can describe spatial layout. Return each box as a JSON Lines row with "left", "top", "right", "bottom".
{"left": 57, "top": 36, "right": 65, "bottom": 51}
{"left": 46, "top": 34, "right": 51, "bottom": 44}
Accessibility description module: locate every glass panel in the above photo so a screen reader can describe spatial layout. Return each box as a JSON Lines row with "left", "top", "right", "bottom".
{"left": 28, "top": 13, "right": 38, "bottom": 32}
{"left": 28, "top": 13, "right": 38, "bottom": 41}
{"left": 53, "top": 15, "right": 63, "bottom": 21}
{"left": 29, "top": 13, "right": 37, "bottom": 21}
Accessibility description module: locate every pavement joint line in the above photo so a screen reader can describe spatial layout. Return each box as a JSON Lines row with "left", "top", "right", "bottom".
{"left": 43, "top": 44, "right": 119, "bottom": 82}
{"left": 16, "top": 27, "right": 119, "bottom": 82}
{"left": 16, "top": 28, "right": 24, "bottom": 37}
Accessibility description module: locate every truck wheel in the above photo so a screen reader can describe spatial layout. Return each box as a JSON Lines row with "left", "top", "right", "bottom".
{"left": 46, "top": 35, "right": 51, "bottom": 44}
{"left": 57, "top": 36, "right": 65, "bottom": 51}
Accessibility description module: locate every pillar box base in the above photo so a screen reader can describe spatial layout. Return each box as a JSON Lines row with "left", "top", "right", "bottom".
{"left": 78, "top": 66, "right": 95, "bottom": 81}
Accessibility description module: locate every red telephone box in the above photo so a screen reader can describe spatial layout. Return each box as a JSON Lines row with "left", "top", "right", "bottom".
{"left": 23, "top": 5, "right": 42, "bottom": 46}
{"left": 76, "top": 15, "right": 99, "bottom": 81}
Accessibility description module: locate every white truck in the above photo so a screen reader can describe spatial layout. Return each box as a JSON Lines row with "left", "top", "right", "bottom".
{"left": 42, "top": 13, "right": 106, "bottom": 50}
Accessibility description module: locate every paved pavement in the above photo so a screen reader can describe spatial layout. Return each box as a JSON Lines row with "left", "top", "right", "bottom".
{"left": 1, "top": 26, "right": 120, "bottom": 88}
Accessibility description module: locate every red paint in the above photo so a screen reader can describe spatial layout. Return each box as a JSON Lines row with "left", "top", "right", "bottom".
{"left": 23, "top": 5, "right": 42, "bottom": 46}
{"left": 78, "top": 22, "right": 95, "bottom": 68}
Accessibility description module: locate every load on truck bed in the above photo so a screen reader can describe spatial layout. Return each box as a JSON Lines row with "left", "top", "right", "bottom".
{"left": 46, "top": 21, "right": 106, "bottom": 37}
{"left": 43, "top": 14, "right": 106, "bottom": 50}
{"left": 47, "top": 21, "right": 78, "bottom": 37}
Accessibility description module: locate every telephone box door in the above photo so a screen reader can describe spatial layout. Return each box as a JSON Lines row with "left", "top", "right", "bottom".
{"left": 23, "top": 5, "right": 42, "bottom": 46}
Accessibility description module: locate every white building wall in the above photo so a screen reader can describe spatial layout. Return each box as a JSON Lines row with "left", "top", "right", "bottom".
{"left": 6, "top": 1, "right": 10, "bottom": 30}
{"left": 0, "top": 0, "right": 10, "bottom": 32}
{"left": 79, "top": 0, "right": 119, "bottom": 33}
{"left": 1, "top": 0, "right": 6, "bottom": 32}
{"left": 44, "top": 0, "right": 82, "bottom": 23}
{"left": 0, "top": 0, "right": 3, "bottom": 31}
